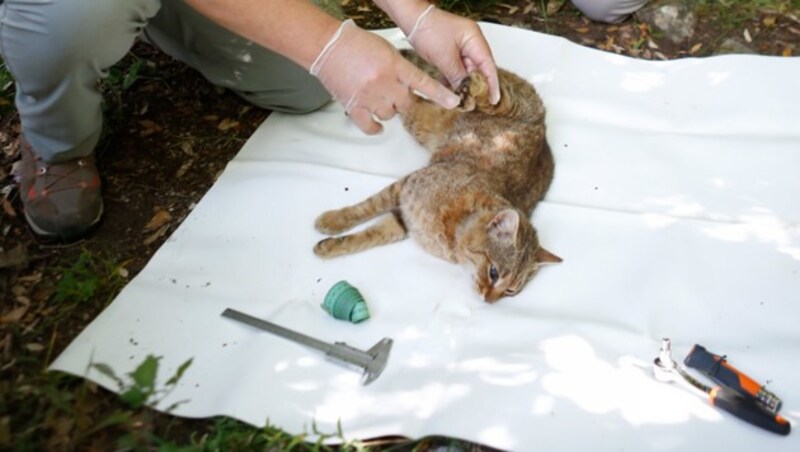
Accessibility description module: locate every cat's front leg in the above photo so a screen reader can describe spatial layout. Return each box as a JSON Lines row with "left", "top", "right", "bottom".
{"left": 315, "top": 208, "right": 357, "bottom": 235}
{"left": 314, "top": 214, "right": 407, "bottom": 258}
{"left": 315, "top": 180, "right": 404, "bottom": 235}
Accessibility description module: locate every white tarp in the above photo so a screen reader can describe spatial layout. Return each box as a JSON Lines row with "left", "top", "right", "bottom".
{"left": 52, "top": 24, "right": 800, "bottom": 451}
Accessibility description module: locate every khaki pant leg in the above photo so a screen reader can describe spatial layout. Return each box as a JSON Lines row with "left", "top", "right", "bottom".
{"left": 571, "top": 0, "right": 648, "bottom": 23}
{"left": 0, "top": 0, "right": 161, "bottom": 161}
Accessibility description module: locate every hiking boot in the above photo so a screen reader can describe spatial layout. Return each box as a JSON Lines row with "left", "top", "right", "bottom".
{"left": 16, "top": 137, "right": 103, "bottom": 240}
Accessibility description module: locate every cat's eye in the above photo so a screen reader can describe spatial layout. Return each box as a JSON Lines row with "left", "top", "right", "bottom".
{"left": 488, "top": 265, "right": 499, "bottom": 284}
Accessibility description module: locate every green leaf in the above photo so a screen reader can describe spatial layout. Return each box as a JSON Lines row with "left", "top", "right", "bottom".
{"left": 122, "top": 59, "right": 143, "bottom": 90}
{"left": 92, "top": 362, "right": 124, "bottom": 388}
{"left": 121, "top": 386, "right": 148, "bottom": 408}
{"left": 129, "top": 355, "right": 160, "bottom": 391}
{"left": 165, "top": 357, "right": 194, "bottom": 386}
{"left": 87, "top": 410, "right": 133, "bottom": 435}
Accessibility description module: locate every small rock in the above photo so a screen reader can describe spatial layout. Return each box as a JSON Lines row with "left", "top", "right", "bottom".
{"left": 636, "top": 0, "right": 696, "bottom": 44}
{"left": 715, "top": 38, "right": 757, "bottom": 55}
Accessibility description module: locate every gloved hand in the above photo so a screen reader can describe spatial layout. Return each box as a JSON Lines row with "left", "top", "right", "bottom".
{"left": 406, "top": 6, "right": 500, "bottom": 105}
{"left": 311, "top": 20, "right": 461, "bottom": 134}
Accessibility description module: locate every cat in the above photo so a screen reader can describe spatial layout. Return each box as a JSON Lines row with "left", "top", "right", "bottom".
{"left": 313, "top": 51, "right": 561, "bottom": 303}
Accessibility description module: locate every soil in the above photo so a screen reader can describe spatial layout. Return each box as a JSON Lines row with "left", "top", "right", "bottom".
{"left": 1, "top": 0, "right": 798, "bottom": 449}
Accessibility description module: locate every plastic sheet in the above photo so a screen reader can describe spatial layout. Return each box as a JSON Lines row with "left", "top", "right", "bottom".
{"left": 51, "top": 24, "right": 800, "bottom": 450}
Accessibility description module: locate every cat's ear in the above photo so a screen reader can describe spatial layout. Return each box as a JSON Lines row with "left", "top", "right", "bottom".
{"left": 488, "top": 209, "right": 520, "bottom": 242}
{"left": 535, "top": 247, "right": 563, "bottom": 264}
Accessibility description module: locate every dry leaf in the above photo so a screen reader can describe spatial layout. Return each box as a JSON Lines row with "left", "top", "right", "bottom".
{"left": 783, "top": 46, "right": 794, "bottom": 57}
{"left": 138, "top": 119, "right": 158, "bottom": 129}
{"left": 217, "top": 118, "right": 240, "bottom": 131}
{"left": 763, "top": 16, "right": 777, "bottom": 27}
{"left": 138, "top": 119, "right": 163, "bottom": 137}
{"left": 176, "top": 160, "right": 193, "bottom": 178}
{"left": 0, "top": 244, "right": 28, "bottom": 269}
{"left": 575, "top": 27, "right": 590, "bottom": 34}
{"left": 647, "top": 39, "right": 660, "bottom": 50}
{"left": 202, "top": 114, "right": 219, "bottom": 122}
{"left": 12, "top": 284, "right": 26, "bottom": 297}
{"left": 743, "top": 28, "right": 752, "bottom": 43}
{"left": 0, "top": 306, "right": 28, "bottom": 323}
{"left": 16, "top": 272, "right": 42, "bottom": 284}
{"left": 690, "top": 43, "right": 703, "bottom": 54}
{"left": 25, "top": 343, "right": 45, "bottom": 352}
{"left": 546, "top": 0, "right": 566, "bottom": 15}
{"left": 144, "top": 208, "right": 172, "bottom": 233}
{"left": 2, "top": 198, "right": 16, "bottom": 217}
{"left": 180, "top": 141, "right": 194, "bottom": 156}
{"left": 138, "top": 82, "right": 157, "bottom": 93}
{"left": 143, "top": 224, "right": 170, "bottom": 246}
{"left": 118, "top": 267, "right": 130, "bottom": 279}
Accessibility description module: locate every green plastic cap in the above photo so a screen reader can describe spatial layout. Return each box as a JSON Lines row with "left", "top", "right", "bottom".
{"left": 322, "top": 280, "right": 370, "bottom": 323}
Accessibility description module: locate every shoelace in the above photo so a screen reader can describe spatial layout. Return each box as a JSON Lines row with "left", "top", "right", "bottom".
{"left": 34, "top": 158, "right": 96, "bottom": 197}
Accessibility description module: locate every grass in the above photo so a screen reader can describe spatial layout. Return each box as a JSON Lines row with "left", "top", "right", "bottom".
{"left": 694, "top": 0, "right": 800, "bottom": 27}
{"left": 51, "top": 248, "right": 129, "bottom": 306}
{"left": 0, "top": 247, "right": 330, "bottom": 451}
{"left": 689, "top": 0, "right": 800, "bottom": 51}
{"left": 0, "top": 247, "right": 428, "bottom": 450}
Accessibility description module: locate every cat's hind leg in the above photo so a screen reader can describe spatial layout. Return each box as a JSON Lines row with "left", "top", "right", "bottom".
{"left": 456, "top": 71, "right": 493, "bottom": 112}
{"left": 314, "top": 213, "right": 407, "bottom": 258}
{"left": 459, "top": 70, "right": 544, "bottom": 122}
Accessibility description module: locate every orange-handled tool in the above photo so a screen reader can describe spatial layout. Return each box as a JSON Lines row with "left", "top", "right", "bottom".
{"left": 684, "top": 344, "right": 782, "bottom": 415}
{"left": 709, "top": 386, "right": 791, "bottom": 436}
{"left": 653, "top": 339, "right": 791, "bottom": 436}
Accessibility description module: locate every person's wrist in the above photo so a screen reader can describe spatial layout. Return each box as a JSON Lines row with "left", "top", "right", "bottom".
{"left": 310, "top": 19, "right": 356, "bottom": 76}
{"left": 373, "top": 0, "right": 430, "bottom": 34}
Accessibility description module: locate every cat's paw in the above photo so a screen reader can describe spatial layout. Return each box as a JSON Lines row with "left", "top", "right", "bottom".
{"left": 315, "top": 210, "right": 351, "bottom": 235}
{"left": 313, "top": 237, "right": 346, "bottom": 258}
{"left": 457, "top": 72, "right": 490, "bottom": 112}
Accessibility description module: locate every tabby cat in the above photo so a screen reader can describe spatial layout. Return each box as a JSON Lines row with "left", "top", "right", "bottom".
{"left": 313, "top": 52, "right": 561, "bottom": 302}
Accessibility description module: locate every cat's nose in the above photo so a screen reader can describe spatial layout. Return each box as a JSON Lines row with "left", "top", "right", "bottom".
{"left": 484, "top": 289, "right": 503, "bottom": 303}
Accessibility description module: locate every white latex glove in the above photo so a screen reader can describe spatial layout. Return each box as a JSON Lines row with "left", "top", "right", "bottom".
{"left": 406, "top": 5, "right": 500, "bottom": 104}
{"left": 311, "top": 20, "right": 461, "bottom": 134}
